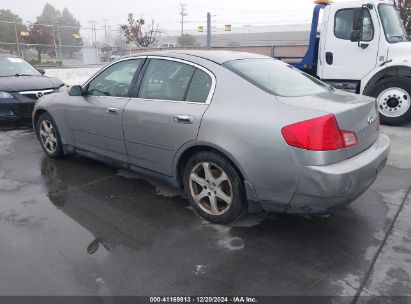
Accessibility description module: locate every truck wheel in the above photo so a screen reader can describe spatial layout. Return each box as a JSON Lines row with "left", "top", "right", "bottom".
{"left": 183, "top": 151, "right": 246, "bottom": 224}
{"left": 369, "top": 77, "right": 411, "bottom": 125}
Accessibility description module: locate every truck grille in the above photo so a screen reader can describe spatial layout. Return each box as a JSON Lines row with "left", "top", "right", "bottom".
{"left": 19, "top": 89, "right": 55, "bottom": 101}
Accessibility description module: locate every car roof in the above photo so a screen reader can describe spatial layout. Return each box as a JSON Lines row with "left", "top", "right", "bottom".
{"left": 125, "top": 50, "right": 270, "bottom": 65}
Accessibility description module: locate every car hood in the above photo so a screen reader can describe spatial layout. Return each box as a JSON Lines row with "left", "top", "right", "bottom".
{"left": 387, "top": 41, "right": 411, "bottom": 61}
{"left": 0, "top": 76, "right": 63, "bottom": 92}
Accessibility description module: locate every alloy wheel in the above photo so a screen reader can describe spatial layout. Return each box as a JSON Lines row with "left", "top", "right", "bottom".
{"left": 39, "top": 120, "right": 58, "bottom": 154}
{"left": 189, "top": 162, "right": 233, "bottom": 216}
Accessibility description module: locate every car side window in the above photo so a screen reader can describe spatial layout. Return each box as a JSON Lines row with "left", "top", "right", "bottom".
{"left": 334, "top": 8, "right": 374, "bottom": 41}
{"left": 186, "top": 69, "right": 212, "bottom": 103}
{"left": 86, "top": 59, "right": 142, "bottom": 97}
{"left": 138, "top": 59, "right": 195, "bottom": 101}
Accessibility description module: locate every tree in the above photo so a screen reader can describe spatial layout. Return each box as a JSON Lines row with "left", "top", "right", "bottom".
{"left": 393, "top": 0, "right": 411, "bottom": 35}
{"left": 121, "top": 13, "right": 161, "bottom": 47}
{"left": 0, "top": 9, "right": 25, "bottom": 54}
{"left": 58, "top": 8, "right": 83, "bottom": 57}
{"left": 177, "top": 34, "right": 197, "bottom": 47}
{"left": 26, "top": 3, "right": 61, "bottom": 63}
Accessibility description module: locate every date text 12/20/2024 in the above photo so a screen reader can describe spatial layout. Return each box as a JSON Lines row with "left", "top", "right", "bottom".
{"left": 149, "top": 297, "right": 258, "bottom": 303}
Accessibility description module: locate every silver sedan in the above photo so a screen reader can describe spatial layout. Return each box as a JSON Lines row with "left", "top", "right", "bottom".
{"left": 33, "top": 51, "right": 390, "bottom": 224}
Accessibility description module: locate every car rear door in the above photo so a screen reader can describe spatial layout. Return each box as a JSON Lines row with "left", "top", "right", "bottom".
{"left": 123, "top": 57, "right": 215, "bottom": 176}
{"left": 66, "top": 58, "right": 145, "bottom": 162}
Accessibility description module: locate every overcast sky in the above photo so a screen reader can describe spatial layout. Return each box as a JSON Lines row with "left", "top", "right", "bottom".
{"left": 2, "top": 0, "right": 353, "bottom": 33}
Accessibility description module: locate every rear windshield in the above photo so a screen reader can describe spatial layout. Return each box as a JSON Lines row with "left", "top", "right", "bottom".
{"left": 224, "top": 59, "right": 331, "bottom": 97}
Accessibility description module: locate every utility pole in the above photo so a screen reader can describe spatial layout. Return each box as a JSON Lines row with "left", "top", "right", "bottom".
{"left": 207, "top": 12, "right": 211, "bottom": 49}
{"left": 51, "top": 18, "right": 58, "bottom": 66}
{"left": 102, "top": 18, "right": 109, "bottom": 42}
{"left": 94, "top": 22, "right": 97, "bottom": 45}
{"left": 56, "top": 21, "right": 63, "bottom": 67}
{"left": 13, "top": 16, "right": 21, "bottom": 57}
{"left": 180, "top": 3, "right": 187, "bottom": 36}
{"left": 88, "top": 20, "right": 97, "bottom": 45}
{"left": 118, "top": 24, "right": 124, "bottom": 55}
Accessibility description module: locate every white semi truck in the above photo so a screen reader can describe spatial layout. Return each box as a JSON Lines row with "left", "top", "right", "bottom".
{"left": 277, "top": 0, "right": 411, "bottom": 125}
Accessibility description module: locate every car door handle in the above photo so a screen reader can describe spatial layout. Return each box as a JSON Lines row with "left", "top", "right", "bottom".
{"left": 106, "top": 107, "right": 119, "bottom": 115}
{"left": 173, "top": 114, "right": 194, "bottom": 124}
{"left": 326, "top": 52, "right": 333, "bottom": 65}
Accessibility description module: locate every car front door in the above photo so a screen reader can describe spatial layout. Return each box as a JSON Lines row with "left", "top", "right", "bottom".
{"left": 66, "top": 58, "right": 144, "bottom": 161}
{"left": 123, "top": 58, "right": 215, "bottom": 176}
{"left": 320, "top": 5, "right": 380, "bottom": 81}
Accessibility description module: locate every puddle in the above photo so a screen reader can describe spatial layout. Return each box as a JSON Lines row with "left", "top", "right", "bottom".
{"left": 377, "top": 189, "right": 408, "bottom": 206}
{"left": 231, "top": 214, "right": 264, "bottom": 228}
{"left": 0, "top": 134, "right": 14, "bottom": 159}
{"left": 193, "top": 265, "right": 207, "bottom": 275}
{"left": 201, "top": 220, "right": 245, "bottom": 251}
{"left": 217, "top": 236, "right": 245, "bottom": 250}
{"left": 116, "top": 169, "right": 184, "bottom": 198}
{"left": 0, "top": 179, "right": 27, "bottom": 191}
{"left": 0, "top": 169, "right": 26, "bottom": 191}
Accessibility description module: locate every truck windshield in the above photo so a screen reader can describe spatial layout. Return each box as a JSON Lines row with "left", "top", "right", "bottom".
{"left": 378, "top": 4, "right": 408, "bottom": 43}
{"left": 224, "top": 59, "right": 331, "bottom": 97}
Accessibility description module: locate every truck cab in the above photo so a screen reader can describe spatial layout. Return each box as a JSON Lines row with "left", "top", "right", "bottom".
{"left": 279, "top": 0, "right": 411, "bottom": 125}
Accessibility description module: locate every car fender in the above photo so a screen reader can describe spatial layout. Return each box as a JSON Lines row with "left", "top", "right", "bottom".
{"left": 33, "top": 92, "right": 74, "bottom": 147}
{"left": 172, "top": 140, "right": 262, "bottom": 212}
{"left": 172, "top": 140, "right": 250, "bottom": 184}
{"left": 361, "top": 59, "right": 411, "bottom": 95}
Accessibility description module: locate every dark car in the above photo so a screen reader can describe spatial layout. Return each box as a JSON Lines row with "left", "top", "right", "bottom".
{"left": 0, "top": 55, "right": 64, "bottom": 121}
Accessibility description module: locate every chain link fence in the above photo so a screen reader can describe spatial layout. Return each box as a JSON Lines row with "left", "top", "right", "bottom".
{"left": 0, "top": 19, "right": 135, "bottom": 68}
{"left": 0, "top": 18, "right": 310, "bottom": 69}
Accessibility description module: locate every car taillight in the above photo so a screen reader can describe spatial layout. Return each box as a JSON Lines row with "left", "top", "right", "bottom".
{"left": 281, "top": 114, "right": 357, "bottom": 151}
{"left": 341, "top": 131, "right": 357, "bottom": 147}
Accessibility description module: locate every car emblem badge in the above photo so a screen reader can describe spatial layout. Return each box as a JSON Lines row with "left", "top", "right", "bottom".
{"left": 36, "top": 92, "right": 44, "bottom": 98}
{"left": 368, "top": 116, "right": 376, "bottom": 124}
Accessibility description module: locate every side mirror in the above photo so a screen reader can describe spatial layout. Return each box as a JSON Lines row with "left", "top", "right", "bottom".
{"left": 353, "top": 8, "right": 362, "bottom": 31}
{"left": 37, "top": 68, "right": 45, "bottom": 75}
{"left": 350, "top": 30, "right": 361, "bottom": 42}
{"left": 68, "top": 85, "right": 83, "bottom": 96}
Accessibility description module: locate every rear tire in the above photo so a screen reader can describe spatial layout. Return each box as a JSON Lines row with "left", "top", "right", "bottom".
{"left": 369, "top": 76, "right": 411, "bottom": 125}
{"left": 183, "top": 151, "right": 246, "bottom": 224}
{"left": 37, "top": 113, "right": 65, "bottom": 159}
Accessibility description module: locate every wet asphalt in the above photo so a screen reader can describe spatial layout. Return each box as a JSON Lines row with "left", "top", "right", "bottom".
{"left": 0, "top": 121, "right": 410, "bottom": 301}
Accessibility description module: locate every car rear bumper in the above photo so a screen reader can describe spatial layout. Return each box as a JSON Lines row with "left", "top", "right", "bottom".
{"left": 258, "top": 133, "right": 390, "bottom": 214}
{"left": 286, "top": 133, "right": 390, "bottom": 214}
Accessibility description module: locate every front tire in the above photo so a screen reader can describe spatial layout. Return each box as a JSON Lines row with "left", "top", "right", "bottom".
{"left": 369, "top": 76, "right": 411, "bottom": 125}
{"left": 183, "top": 151, "right": 246, "bottom": 224}
{"left": 37, "top": 113, "right": 64, "bottom": 159}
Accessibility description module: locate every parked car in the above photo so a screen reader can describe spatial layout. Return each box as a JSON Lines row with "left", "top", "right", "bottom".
{"left": 110, "top": 54, "right": 122, "bottom": 61}
{"left": 0, "top": 55, "right": 64, "bottom": 121}
{"left": 33, "top": 51, "right": 390, "bottom": 224}
{"left": 159, "top": 43, "right": 179, "bottom": 48}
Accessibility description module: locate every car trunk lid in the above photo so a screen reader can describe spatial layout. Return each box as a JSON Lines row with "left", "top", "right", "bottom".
{"left": 276, "top": 89, "right": 380, "bottom": 158}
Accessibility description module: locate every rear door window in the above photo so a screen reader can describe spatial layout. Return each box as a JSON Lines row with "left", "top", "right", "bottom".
{"left": 186, "top": 69, "right": 212, "bottom": 103}
{"left": 138, "top": 59, "right": 195, "bottom": 101}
